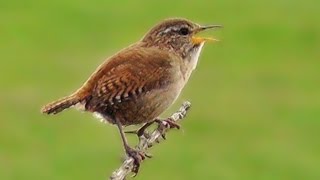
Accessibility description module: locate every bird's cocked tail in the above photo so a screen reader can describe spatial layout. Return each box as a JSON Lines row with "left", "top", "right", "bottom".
{"left": 41, "top": 94, "right": 80, "bottom": 115}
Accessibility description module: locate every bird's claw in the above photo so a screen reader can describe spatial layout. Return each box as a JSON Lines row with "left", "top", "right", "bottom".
{"left": 125, "top": 147, "right": 149, "bottom": 175}
{"left": 156, "top": 118, "right": 180, "bottom": 139}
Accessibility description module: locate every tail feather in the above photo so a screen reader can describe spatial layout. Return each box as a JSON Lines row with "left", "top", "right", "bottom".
{"left": 41, "top": 94, "right": 80, "bottom": 114}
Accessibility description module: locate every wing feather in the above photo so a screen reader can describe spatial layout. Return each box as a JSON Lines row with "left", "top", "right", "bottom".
{"left": 83, "top": 45, "right": 175, "bottom": 108}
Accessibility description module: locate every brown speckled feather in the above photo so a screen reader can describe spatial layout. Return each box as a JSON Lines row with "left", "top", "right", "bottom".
{"left": 81, "top": 43, "right": 182, "bottom": 125}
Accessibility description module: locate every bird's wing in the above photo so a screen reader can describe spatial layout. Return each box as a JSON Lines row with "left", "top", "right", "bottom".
{"left": 82, "top": 45, "right": 177, "bottom": 105}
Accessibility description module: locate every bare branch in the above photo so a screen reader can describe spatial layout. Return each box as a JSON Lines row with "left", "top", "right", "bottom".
{"left": 109, "top": 101, "right": 191, "bottom": 180}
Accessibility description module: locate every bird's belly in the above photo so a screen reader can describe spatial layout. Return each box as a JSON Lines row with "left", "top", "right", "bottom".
{"left": 117, "top": 85, "right": 182, "bottom": 125}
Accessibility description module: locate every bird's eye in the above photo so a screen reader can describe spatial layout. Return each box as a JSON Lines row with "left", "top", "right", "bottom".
{"left": 178, "top": 27, "right": 189, "bottom": 35}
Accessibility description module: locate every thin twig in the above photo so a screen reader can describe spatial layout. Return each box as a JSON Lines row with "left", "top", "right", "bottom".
{"left": 109, "top": 101, "right": 191, "bottom": 180}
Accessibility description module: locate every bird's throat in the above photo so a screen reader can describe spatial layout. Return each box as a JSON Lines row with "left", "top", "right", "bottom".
{"left": 181, "top": 43, "right": 204, "bottom": 82}
{"left": 190, "top": 43, "right": 204, "bottom": 70}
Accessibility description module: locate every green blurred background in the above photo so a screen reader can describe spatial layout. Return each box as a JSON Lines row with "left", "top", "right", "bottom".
{"left": 1, "top": 0, "right": 320, "bottom": 179}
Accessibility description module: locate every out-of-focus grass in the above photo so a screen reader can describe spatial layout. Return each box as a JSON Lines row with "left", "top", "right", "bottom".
{"left": 1, "top": 0, "right": 320, "bottom": 179}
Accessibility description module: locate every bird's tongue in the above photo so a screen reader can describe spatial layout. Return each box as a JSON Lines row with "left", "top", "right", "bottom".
{"left": 191, "top": 36, "right": 219, "bottom": 45}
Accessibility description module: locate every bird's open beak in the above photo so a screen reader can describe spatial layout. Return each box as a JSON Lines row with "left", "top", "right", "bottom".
{"left": 192, "top": 25, "right": 222, "bottom": 45}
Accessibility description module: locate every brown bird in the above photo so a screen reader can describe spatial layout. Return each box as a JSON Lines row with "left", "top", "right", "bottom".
{"left": 41, "top": 18, "right": 221, "bottom": 173}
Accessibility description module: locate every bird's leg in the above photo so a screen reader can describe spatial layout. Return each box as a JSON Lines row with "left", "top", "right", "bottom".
{"left": 115, "top": 118, "right": 147, "bottom": 174}
{"left": 125, "top": 121, "right": 154, "bottom": 137}
{"left": 155, "top": 118, "right": 180, "bottom": 140}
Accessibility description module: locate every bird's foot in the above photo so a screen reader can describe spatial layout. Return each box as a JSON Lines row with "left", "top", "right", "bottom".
{"left": 125, "top": 146, "right": 150, "bottom": 175}
{"left": 156, "top": 118, "right": 180, "bottom": 139}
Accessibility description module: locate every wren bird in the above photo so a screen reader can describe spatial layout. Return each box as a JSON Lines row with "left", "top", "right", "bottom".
{"left": 41, "top": 18, "right": 221, "bottom": 173}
